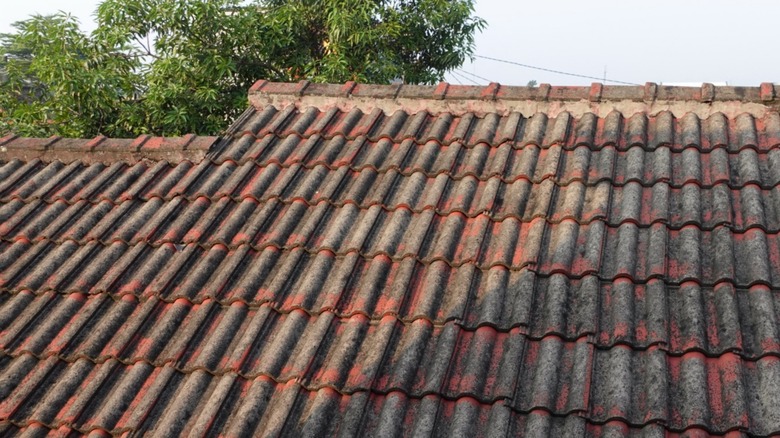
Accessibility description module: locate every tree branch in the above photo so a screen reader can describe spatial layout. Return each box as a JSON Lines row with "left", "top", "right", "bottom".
{"left": 134, "top": 36, "right": 159, "bottom": 59}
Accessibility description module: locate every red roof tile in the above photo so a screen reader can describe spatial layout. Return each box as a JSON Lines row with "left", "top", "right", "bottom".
{"left": 2, "top": 81, "right": 780, "bottom": 435}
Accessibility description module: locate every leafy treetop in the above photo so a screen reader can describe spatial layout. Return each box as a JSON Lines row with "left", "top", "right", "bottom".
{"left": 0, "top": 0, "right": 485, "bottom": 137}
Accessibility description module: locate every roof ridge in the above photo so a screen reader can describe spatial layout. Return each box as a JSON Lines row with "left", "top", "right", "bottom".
{"left": 248, "top": 80, "right": 780, "bottom": 119}
{"left": 0, "top": 134, "right": 218, "bottom": 164}
{"left": 250, "top": 79, "right": 779, "bottom": 104}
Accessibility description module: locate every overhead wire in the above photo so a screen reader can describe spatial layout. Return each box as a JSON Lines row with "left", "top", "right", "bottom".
{"left": 455, "top": 68, "right": 493, "bottom": 84}
{"left": 474, "top": 54, "right": 641, "bottom": 86}
{"left": 451, "top": 69, "right": 480, "bottom": 85}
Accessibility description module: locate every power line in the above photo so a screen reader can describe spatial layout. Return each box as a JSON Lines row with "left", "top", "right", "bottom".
{"left": 475, "top": 54, "right": 641, "bottom": 86}
{"left": 453, "top": 69, "right": 482, "bottom": 85}
{"left": 456, "top": 68, "right": 493, "bottom": 84}
{"left": 451, "top": 69, "right": 480, "bottom": 85}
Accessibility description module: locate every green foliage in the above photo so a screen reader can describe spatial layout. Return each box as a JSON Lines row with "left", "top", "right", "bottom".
{"left": 1, "top": 0, "right": 484, "bottom": 137}
{"left": 0, "top": 13, "right": 141, "bottom": 137}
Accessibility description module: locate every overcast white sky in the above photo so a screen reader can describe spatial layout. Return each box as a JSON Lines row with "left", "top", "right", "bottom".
{"left": 1, "top": 0, "right": 775, "bottom": 87}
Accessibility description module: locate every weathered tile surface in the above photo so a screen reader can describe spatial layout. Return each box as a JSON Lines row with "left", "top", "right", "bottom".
{"left": 1, "top": 82, "right": 780, "bottom": 436}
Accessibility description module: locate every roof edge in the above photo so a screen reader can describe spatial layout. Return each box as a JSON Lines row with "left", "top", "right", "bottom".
{"left": 249, "top": 80, "right": 780, "bottom": 119}
{"left": 0, "top": 134, "right": 218, "bottom": 164}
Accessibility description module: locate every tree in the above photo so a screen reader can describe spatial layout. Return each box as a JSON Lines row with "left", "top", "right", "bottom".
{"left": 0, "top": 0, "right": 485, "bottom": 137}
{"left": 0, "top": 14, "right": 141, "bottom": 137}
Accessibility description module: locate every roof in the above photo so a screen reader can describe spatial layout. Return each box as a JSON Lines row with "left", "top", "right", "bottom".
{"left": 1, "top": 79, "right": 780, "bottom": 436}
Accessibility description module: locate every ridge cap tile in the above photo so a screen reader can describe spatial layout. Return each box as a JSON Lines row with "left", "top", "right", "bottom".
{"left": 0, "top": 135, "right": 218, "bottom": 164}
{"left": 249, "top": 80, "right": 780, "bottom": 104}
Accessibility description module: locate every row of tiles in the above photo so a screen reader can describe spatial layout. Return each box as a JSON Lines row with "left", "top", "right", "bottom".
{"left": 229, "top": 104, "right": 780, "bottom": 152}
{"left": 214, "top": 131, "right": 780, "bottom": 184}
{"left": 3, "top": 207, "right": 780, "bottom": 286}
{"left": 0, "top": 417, "right": 749, "bottom": 438}
{"left": 1, "top": 335, "right": 779, "bottom": 435}
{"left": 2, "top": 257, "right": 780, "bottom": 355}
{"left": 6, "top": 137, "right": 780, "bottom": 202}
{"left": 2, "top": 282, "right": 780, "bottom": 372}
{"left": 0, "top": 221, "right": 777, "bottom": 308}
{"left": 7, "top": 168, "right": 780, "bottom": 232}
{"left": 0, "top": 353, "right": 754, "bottom": 437}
